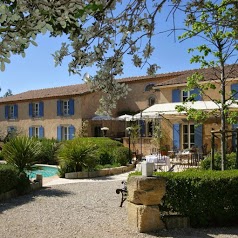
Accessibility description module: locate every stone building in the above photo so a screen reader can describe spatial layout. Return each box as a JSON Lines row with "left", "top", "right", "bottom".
{"left": 0, "top": 65, "right": 238, "bottom": 156}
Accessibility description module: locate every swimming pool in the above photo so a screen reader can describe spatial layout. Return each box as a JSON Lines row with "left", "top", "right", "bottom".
{"left": 26, "top": 165, "right": 58, "bottom": 179}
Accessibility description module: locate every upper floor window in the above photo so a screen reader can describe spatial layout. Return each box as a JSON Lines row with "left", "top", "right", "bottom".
{"left": 57, "top": 125, "right": 75, "bottom": 141}
{"left": 172, "top": 88, "right": 202, "bottom": 102}
{"left": 57, "top": 99, "right": 74, "bottom": 116}
{"left": 5, "top": 105, "right": 18, "bottom": 119}
{"left": 29, "top": 102, "right": 44, "bottom": 118}
{"left": 182, "top": 90, "right": 191, "bottom": 102}
{"left": 29, "top": 126, "right": 44, "bottom": 138}
{"left": 145, "top": 83, "right": 155, "bottom": 92}
{"left": 148, "top": 96, "right": 156, "bottom": 106}
{"left": 231, "top": 83, "right": 238, "bottom": 100}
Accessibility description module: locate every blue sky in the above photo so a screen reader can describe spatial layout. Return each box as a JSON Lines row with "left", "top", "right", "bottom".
{"left": 0, "top": 4, "right": 201, "bottom": 96}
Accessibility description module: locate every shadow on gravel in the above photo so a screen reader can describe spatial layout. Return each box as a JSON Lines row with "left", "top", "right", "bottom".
{"left": 147, "top": 227, "right": 238, "bottom": 238}
{"left": 0, "top": 187, "right": 74, "bottom": 214}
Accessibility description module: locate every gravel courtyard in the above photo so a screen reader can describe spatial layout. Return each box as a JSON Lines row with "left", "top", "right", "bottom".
{"left": 1, "top": 175, "right": 238, "bottom": 238}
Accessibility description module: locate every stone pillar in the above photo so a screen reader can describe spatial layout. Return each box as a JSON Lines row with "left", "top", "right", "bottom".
{"left": 127, "top": 176, "right": 166, "bottom": 233}
{"left": 36, "top": 174, "right": 43, "bottom": 187}
{"left": 141, "top": 161, "right": 154, "bottom": 177}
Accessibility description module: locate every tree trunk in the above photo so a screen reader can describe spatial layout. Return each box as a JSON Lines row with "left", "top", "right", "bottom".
{"left": 220, "top": 67, "right": 226, "bottom": 170}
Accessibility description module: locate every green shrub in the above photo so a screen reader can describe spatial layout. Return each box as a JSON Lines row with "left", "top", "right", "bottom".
{"left": 157, "top": 169, "right": 238, "bottom": 227}
{"left": 16, "top": 172, "right": 31, "bottom": 195}
{"left": 98, "top": 149, "right": 115, "bottom": 165}
{"left": 113, "top": 146, "right": 130, "bottom": 166}
{"left": 0, "top": 151, "right": 4, "bottom": 160}
{"left": 57, "top": 138, "right": 99, "bottom": 177}
{"left": 57, "top": 137, "right": 129, "bottom": 176}
{"left": 38, "top": 138, "right": 60, "bottom": 165}
{"left": 2, "top": 136, "right": 42, "bottom": 173}
{"left": 201, "top": 152, "right": 236, "bottom": 170}
{"left": 0, "top": 164, "right": 18, "bottom": 194}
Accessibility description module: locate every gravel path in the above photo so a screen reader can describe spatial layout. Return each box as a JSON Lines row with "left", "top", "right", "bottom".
{"left": 1, "top": 174, "right": 238, "bottom": 238}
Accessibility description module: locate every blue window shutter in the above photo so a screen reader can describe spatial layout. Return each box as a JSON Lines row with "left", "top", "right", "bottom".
{"left": 173, "top": 124, "right": 180, "bottom": 150}
{"left": 139, "top": 120, "right": 145, "bottom": 136}
{"left": 191, "top": 88, "right": 202, "bottom": 101}
{"left": 232, "top": 124, "right": 238, "bottom": 150}
{"left": 39, "top": 126, "right": 44, "bottom": 138}
{"left": 5, "top": 106, "right": 9, "bottom": 119}
{"left": 14, "top": 105, "right": 18, "bottom": 118}
{"left": 39, "top": 102, "right": 44, "bottom": 117}
{"left": 57, "top": 126, "right": 62, "bottom": 141}
{"left": 194, "top": 124, "right": 203, "bottom": 148}
{"left": 29, "top": 127, "right": 33, "bottom": 137}
{"left": 231, "top": 84, "right": 238, "bottom": 100}
{"left": 172, "top": 89, "right": 181, "bottom": 102}
{"left": 69, "top": 99, "right": 74, "bottom": 115}
{"left": 29, "top": 103, "right": 33, "bottom": 117}
{"left": 57, "top": 100, "right": 62, "bottom": 116}
{"left": 69, "top": 125, "right": 75, "bottom": 140}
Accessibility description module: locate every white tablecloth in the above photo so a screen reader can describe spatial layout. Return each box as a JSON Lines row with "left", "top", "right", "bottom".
{"left": 145, "top": 154, "right": 171, "bottom": 170}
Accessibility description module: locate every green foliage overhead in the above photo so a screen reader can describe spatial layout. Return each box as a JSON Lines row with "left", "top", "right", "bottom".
{"left": 177, "top": 1, "right": 238, "bottom": 169}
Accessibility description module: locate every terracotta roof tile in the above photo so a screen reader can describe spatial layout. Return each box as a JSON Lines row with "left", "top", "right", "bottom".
{"left": 0, "top": 83, "right": 90, "bottom": 103}
{"left": 1, "top": 65, "right": 237, "bottom": 103}
{"left": 156, "top": 65, "right": 238, "bottom": 87}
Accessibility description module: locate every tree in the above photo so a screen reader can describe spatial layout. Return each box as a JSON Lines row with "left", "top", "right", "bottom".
{"left": 3, "top": 89, "right": 13, "bottom": 97}
{"left": 2, "top": 136, "right": 42, "bottom": 173}
{"left": 0, "top": 0, "right": 170, "bottom": 115}
{"left": 176, "top": 1, "right": 238, "bottom": 170}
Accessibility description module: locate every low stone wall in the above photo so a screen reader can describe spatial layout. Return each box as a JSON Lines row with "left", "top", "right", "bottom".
{"left": 65, "top": 164, "right": 135, "bottom": 179}
{"left": 0, "top": 189, "right": 18, "bottom": 202}
{"left": 0, "top": 174, "right": 43, "bottom": 202}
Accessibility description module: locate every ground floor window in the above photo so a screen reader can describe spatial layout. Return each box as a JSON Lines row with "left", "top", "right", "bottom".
{"left": 57, "top": 125, "right": 75, "bottom": 141}
{"left": 182, "top": 123, "right": 195, "bottom": 149}
{"left": 29, "top": 126, "right": 44, "bottom": 138}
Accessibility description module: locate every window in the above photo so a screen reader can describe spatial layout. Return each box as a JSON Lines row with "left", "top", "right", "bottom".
{"left": 147, "top": 121, "right": 153, "bottom": 137}
{"left": 63, "top": 101, "right": 69, "bottom": 115}
{"left": 5, "top": 105, "right": 18, "bottom": 119}
{"left": 182, "top": 124, "right": 195, "bottom": 149}
{"left": 57, "top": 99, "right": 74, "bottom": 116}
{"left": 29, "top": 102, "right": 44, "bottom": 118}
{"left": 182, "top": 90, "right": 191, "bottom": 102}
{"left": 145, "top": 83, "right": 155, "bottom": 92}
{"left": 57, "top": 125, "right": 75, "bottom": 141}
{"left": 29, "top": 126, "right": 44, "bottom": 138}
{"left": 148, "top": 96, "right": 156, "bottom": 106}
{"left": 172, "top": 88, "right": 201, "bottom": 102}
{"left": 7, "top": 126, "right": 16, "bottom": 133}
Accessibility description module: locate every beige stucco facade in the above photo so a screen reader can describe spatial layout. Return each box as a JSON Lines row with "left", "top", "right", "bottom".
{"left": 0, "top": 66, "right": 238, "bottom": 156}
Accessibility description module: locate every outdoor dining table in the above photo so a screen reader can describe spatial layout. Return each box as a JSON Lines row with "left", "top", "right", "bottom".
{"left": 145, "top": 154, "right": 171, "bottom": 171}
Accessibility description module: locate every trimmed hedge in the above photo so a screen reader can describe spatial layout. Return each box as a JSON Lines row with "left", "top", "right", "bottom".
{"left": 157, "top": 169, "right": 238, "bottom": 227}
{"left": 0, "top": 164, "right": 18, "bottom": 194}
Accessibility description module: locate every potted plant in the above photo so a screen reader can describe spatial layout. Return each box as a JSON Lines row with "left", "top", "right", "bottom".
{"left": 151, "top": 124, "right": 170, "bottom": 156}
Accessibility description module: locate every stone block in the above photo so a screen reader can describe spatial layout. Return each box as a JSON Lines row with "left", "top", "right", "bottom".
{"left": 127, "top": 176, "right": 166, "bottom": 205}
{"left": 128, "top": 202, "right": 165, "bottom": 232}
{"left": 141, "top": 161, "right": 154, "bottom": 177}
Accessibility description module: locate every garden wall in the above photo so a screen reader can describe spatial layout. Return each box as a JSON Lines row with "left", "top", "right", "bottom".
{"left": 65, "top": 164, "right": 135, "bottom": 179}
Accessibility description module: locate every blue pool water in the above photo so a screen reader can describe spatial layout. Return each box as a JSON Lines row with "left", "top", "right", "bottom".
{"left": 27, "top": 165, "right": 58, "bottom": 179}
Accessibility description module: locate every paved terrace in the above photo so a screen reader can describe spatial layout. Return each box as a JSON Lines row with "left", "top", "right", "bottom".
{"left": 1, "top": 172, "right": 238, "bottom": 238}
